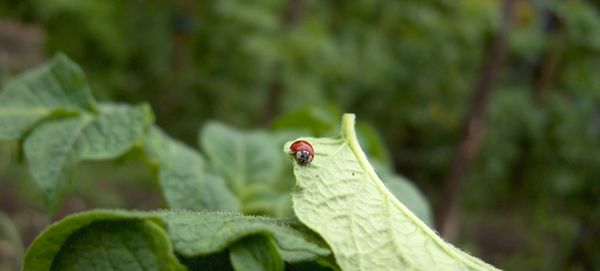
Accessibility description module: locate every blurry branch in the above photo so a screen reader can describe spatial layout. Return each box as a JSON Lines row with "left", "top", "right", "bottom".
{"left": 263, "top": 66, "right": 284, "bottom": 126}
{"left": 158, "top": 1, "right": 194, "bottom": 132}
{"left": 437, "top": 0, "right": 516, "bottom": 240}
{"left": 261, "top": 0, "right": 305, "bottom": 126}
{"left": 533, "top": 10, "right": 564, "bottom": 103}
{"left": 282, "top": 0, "right": 305, "bottom": 25}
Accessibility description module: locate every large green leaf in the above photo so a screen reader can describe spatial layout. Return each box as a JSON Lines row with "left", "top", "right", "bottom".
{"left": 50, "top": 220, "right": 185, "bottom": 271}
{"left": 284, "top": 114, "right": 499, "bottom": 271}
{"left": 144, "top": 127, "right": 239, "bottom": 212}
{"left": 23, "top": 210, "right": 165, "bottom": 270}
{"left": 23, "top": 104, "right": 152, "bottom": 213}
{"left": 200, "top": 122, "right": 282, "bottom": 193}
{"left": 229, "top": 235, "right": 284, "bottom": 271}
{"left": 0, "top": 54, "right": 96, "bottom": 140}
{"left": 23, "top": 210, "right": 332, "bottom": 270}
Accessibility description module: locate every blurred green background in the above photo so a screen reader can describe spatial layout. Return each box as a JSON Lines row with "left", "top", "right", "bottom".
{"left": 0, "top": 0, "right": 599, "bottom": 270}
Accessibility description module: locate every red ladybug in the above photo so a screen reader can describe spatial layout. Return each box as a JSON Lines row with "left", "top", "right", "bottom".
{"left": 290, "top": 140, "right": 314, "bottom": 166}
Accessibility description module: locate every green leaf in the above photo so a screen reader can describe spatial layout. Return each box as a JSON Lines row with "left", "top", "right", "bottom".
{"left": 284, "top": 114, "right": 499, "bottom": 271}
{"left": 371, "top": 161, "right": 433, "bottom": 227}
{"left": 23, "top": 104, "right": 152, "bottom": 213}
{"left": 144, "top": 127, "right": 240, "bottom": 212}
{"left": 157, "top": 211, "right": 331, "bottom": 262}
{"left": 178, "top": 251, "right": 234, "bottom": 271}
{"left": 23, "top": 210, "right": 167, "bottom": 270}
{"left": 355, "top": 122, "right": 392, "bottom": 166}
{"left": 380, "top": 173, "right": 434, "bottom": 227}
{"left": 0, "top": 54, "right": 96, "bottom": 140}
{"left": 50, "top": 220, "right": 185, "bottom": 271}
{"left": 24, "top": 210, "right": 332, "bottom": 270}
{"left": 286, "top": 262, "right": 336, "bottom": 271}
{"left": 77, "top": 104, "right": 153, "bottom": 159}
{"left": 200, "top": 122, "right": 282, "bottom": 193}
{"left": 201, "top": 172, "right": 241, "bottom": 211}
{"left": 229, "top": 235, "right": 284, "bottom": 271}
{"left": 272, "top": 105, "right": 342, "bottom": 137}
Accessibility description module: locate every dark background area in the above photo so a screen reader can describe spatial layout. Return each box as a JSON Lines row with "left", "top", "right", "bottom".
{"left": 1, "top": 0, "right": 599, "bottom": 270}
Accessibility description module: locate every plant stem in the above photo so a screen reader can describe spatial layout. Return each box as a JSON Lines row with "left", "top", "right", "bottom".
{"left": 261, "top": 0, "right": 305, "bottom": 126}
{"left": 436, "top": 0, "right": 516, "bottom": 240}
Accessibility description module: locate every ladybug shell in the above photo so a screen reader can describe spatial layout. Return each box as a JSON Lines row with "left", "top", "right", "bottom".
{"left": 290, "top": 140, "right": 314, "bottom": 165}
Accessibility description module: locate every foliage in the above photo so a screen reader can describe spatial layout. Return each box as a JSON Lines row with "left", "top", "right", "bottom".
{"left": 1, "top": 0, "right": 600, "bottom": 269}
{"left": 23, "top": 210, "right": 331, "bottom": 271}
{"left": 0, "top": 55, "right": 459, "bottom": 270}
{"left": 0, "top": 55, "right": 432, "bottom": 222}
{"left": 0, "top": 211, "right": 23, "bottom": 271}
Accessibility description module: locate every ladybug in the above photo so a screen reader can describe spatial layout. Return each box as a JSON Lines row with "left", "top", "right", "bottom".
{"left": 290, "top": 140, "right": 314, "bottom": 166}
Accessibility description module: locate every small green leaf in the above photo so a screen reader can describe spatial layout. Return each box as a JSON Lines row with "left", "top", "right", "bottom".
{"left": 200, "top": 122, "right": 282, "bottom": 192}
{"left": 144, "top": 127, "right": 239, "bottom": 212}
{"left": 24, "top": 117, "right": 84, "bottom": 212}
{"left": 355, "top": 122, "right": 392, "bottom": 166}
{"left": 230, "top": 235, "right": 284, "bottom": 271}
{"left": 285, "top": 114, "right": 499, "bottom": 271}
{"left": 371, "top": 161, "right": 433, "bottom": 227}
{"left": 0, "top": 54, "right": 96, "bottom": 140}
{"left": 380, "top": 173, "right": 434, "bottom": 227}
{"left": 23, "top": 104, "right": 152, "bottom": 213}
{"left": 237, "top": 182, "right": 281, "bottom": 215}
{"left": 77, "top": 104, "right": 153, "bottom": 160}
{"left": 272, "top": 105, "right": 342, "bottom": 137}
{"left": 201, "top": 172, "right": 241, "bottom": 212}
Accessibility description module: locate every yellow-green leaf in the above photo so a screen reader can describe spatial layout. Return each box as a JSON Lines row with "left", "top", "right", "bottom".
{"left": 285, "top": 114, "right": 499, "bottom": 271}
